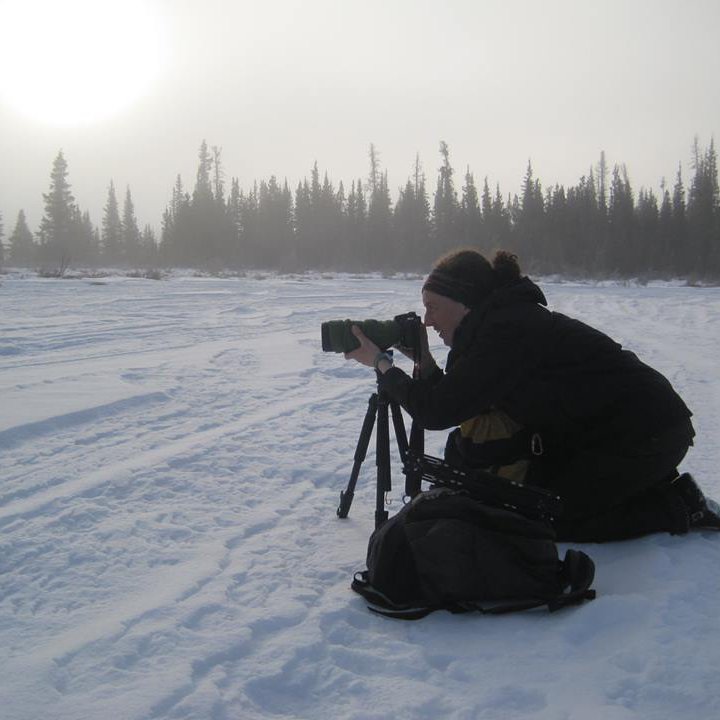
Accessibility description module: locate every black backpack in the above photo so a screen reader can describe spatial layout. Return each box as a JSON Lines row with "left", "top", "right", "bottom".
{"left": 351, "top": 488, "right": 596, "bottom": 619}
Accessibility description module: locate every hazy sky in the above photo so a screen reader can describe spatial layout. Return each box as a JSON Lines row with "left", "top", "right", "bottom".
{"left": 1, "top": 0, "right": 719, "bottom": 233}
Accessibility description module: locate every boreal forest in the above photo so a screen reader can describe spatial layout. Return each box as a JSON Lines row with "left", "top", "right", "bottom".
{"left": 2, "top": 138, "right": 719, "bottom": 280}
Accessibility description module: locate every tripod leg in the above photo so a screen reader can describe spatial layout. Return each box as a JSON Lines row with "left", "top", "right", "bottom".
{"left": 375, "top": 393, "right": 392, "bottom": 528}
{"left": 404, "top": 420, "right": 425, "bottom": 498}
{"left": 390, "top": 400, "right": 424, "bottom": 498}
{"left": 337, "top": 393, "right": 378, "bottom": 519}
{"left": 390, "top": 401, "right": 409, "bottom": 462}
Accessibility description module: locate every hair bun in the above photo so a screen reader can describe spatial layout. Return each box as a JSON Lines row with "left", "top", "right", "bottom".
{"left": 492, "top": 251, "right": 521, "bottom": 286}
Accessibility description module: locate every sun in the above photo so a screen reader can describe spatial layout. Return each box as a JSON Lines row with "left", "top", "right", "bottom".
{"left": 0, "top": 0, "right": 166, "bottom": 127}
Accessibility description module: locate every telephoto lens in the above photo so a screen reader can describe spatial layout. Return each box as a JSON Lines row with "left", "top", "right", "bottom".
{"left": 321, "top": 319, "right": 402, "bottom": 353}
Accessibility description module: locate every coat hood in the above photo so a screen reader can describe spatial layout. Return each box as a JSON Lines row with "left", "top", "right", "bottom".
{"left": 447, "top": 277, "right": 547, "bottom": 366}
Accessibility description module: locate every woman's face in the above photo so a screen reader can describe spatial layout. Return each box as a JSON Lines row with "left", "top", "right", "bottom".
{"left": 422, "top": 290, "right": 470, "bottom": 347}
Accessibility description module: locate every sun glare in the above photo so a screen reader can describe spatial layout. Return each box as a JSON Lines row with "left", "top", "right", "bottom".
{"left": 0, "top": 0, "right": 166, "bottom": 126}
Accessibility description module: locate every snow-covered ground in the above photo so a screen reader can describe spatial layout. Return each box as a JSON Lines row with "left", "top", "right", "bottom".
{"left": 1, "top": 272, "right": 719, "bottom": 720}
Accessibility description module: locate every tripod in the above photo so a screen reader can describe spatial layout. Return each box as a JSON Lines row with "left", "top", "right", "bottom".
{"left": 337, "top": 372, "right": 424, "bottom": 529}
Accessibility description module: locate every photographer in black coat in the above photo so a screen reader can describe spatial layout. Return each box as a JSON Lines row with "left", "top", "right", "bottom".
{"left": 345, "top": 248, "right": 720, "bottom": 541}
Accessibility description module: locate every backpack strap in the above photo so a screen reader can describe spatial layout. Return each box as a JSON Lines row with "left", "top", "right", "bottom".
{"left": 548, "top": 549, "right": 597, "bottom": 611}
{"left": 351, "top": 572, "right": 440, "bottom": 619}
{"left": 472, "top": 550, "right": 596, "bottom": 615}
{"left": 351, "top": 549, "right": 597, "bottom": 621}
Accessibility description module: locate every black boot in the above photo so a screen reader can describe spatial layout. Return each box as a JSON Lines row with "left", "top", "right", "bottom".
{"left": 672, "top": 473, "right": 720, "bottom": 531}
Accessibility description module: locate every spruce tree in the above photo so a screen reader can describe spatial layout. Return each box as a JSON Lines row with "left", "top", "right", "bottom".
{"left": 238, "top": 183, "right": 259, "bottom": 267}
{"left": 607, "top": 165, "right": 635, "bottom": 275}
{"left": 122, "top": 187, "right": 142, "bottom": 265}
{"left": 294, "top": 179, "right": 311, "bottom": 268}
{"left": 345, "top": 179, "right": 368, "bottom": 269}
{"left": 433, "top": 141, "right": 459, "bottom": 253}
{"left": 687, "top": 138, "right": 719, "bottom": 276}
{"left": 75, "top": 208, "right": 98, "bottom": 265}
{"left": 159, "top": 208, "right": 174, "bottom": 266}
{"left": 671, "top": 165, "right": 688, "bottom": 274}
{"left": 516, "top": 160, "right": 545, "bottom": 266}
{"left": 257, "top": 175, "right": 294, "bottom": 267}
{"left": 635, "top": 188, "right": 659, "bottom": 275}
{"left": 367, "top": 168, "right": 393, "bottom": 270}
{"left": 596, "top": 151, "right": 608, "bottom": 218}
{"left": 140, "top": 225, "right": 158, "bottom": 267}
{"left": 9, "top": 209, "right": 36, "bottom": 266}
{"left": 227, "top": 178, "right": 242, "bottom": 266}
{"left": 102, "top": 180, "right": 123, "bottom": 265}
{"left": 544, "top": 185, "right": 568, "bottom": 271}
{"left": 460, "top": 166, "right": 482, "bottom": 249}
{"left": 212, "top": 145, "right": 225, "bottom": 208}
{"left": 658, "top": 185, "right": 674, "bottom": 275}
{"left": 38, "top": 150, "right": 75, "bottom": 267}
{"left": 393, "top": 154, "right": 432, "bottom": 269}
{"left": 194, "top": 140, "right": 213, "bottom": 204}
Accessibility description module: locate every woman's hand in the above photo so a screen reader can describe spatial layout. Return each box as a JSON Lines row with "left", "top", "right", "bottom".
{"left": 344, "top": 325, "right": 381, "bottom": 367}
{"left": 394, "top": 323, "right": 430, "bottom": 363}
{"left": 394, "top": 324, "right": 439, "bottom": 379}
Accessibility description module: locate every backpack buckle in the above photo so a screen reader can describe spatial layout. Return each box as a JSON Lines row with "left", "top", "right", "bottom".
{"left": 531, "top": 433, "right": 544, "bottom": 456}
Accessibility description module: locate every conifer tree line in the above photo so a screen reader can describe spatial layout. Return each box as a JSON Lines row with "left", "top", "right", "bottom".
{"left": 1, "top": 137, "right": 719, "bottom": 279}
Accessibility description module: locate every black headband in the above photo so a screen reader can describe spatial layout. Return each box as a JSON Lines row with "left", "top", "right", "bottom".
{"left": 422, "top": 269, "right": 484, "bottom": 307}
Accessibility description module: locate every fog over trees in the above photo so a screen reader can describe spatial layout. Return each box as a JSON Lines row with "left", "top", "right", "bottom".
{"left": 1, "top": 138, "right": 719, "bottom": 280}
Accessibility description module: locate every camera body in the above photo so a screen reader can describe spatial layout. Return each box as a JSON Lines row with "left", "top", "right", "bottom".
{"left": 321, "top": 312, "right": 422, "bottom": 354}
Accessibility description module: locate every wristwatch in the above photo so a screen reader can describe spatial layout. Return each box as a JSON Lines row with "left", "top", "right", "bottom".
{"left": 373, "top": 351, "right": 393, "bottom": 372}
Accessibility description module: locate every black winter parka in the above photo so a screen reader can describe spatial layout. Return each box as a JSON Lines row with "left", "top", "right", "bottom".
{"left": 378, "top": 277, "right": 692, "bottom": 453}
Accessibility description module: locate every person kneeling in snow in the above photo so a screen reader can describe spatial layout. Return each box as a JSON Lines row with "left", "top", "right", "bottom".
{"left": 344, "top": 248, "right": 720, "bottom": 542}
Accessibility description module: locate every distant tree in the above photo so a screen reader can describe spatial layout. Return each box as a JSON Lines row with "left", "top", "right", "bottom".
{"left": 459, "top": 166, "right": 482, "bottom": 249}
{"left": 256, "top": 175, "right": 294, "bottom": 268}
{"left": 606, "top": 165, "right": 635, "bottom": 274}
{"left": 212, "top": 145, "right": 225, "bottom": 207}
{"left": 596, "top": 150, "right": 608, "bottom": 219}
{"left": 319, "top": 171, "right": 343, "bottom": 267}
{"left": 345, "top": 178, "right": 367, "bottom": 269}
{"left": 544, "top": 184, "right": 569, "bottom": 270}
{"left": 412, "top": 154, "right": 432, "bottom": 265}
{"left": 122, "top": 187, "right": 142, "bottom": 265}
{"left": 635, "top": 188, "right": 659, "bottom": 274}
{"left": 433, "top": 141, "right": 459, "bottom": 252}
{"left": 75, "top": 208, "right": 98, "bottom": 264}
{"left": 227, "top": 177, "right": 242, "bottom": 265}
{"left": 482, "top": 182, "right": 511, "bottom": 251}
{"left": 368, "top": 143, "right": 380, "bottom": 198}
{"left": 140, "top": 224, "right": 158, "bottom": 266}
{"left": 294, "top": 179, "right": 311, "bottom": 268}
{"left": 238, "top": 183, "right": 259, "bottom": 266}
{"left": 671, "top": 165, "right": 688, "bottom": 273}
{"left": 514, "top": 160, "right": 545, "bottom": 265}
{"left": 687, "top": 137, "right": 719, "bottom": 276}
{"left": 167, "top": 142, "right": 237, "bottom": 267}
{"left": 394, "top": 154, "right": 432, "bottom": 269}
{"left": 364, "top": 145, "right": 394, "bottom": 268}
{"left": 38, "top": 150, "right": 75, "bottom": 266}
{"left": 480, "top": 178, "right": 493, "bottom": 246}
{"left": 563, "top": 172, "right": 602, "bottom": 275}
{"left": 657, "top": 184, "right": 674, "bottom": 275}
{"left": 9, "top": 209, "right": 36, "bottom": 266}
{"left": 394, "top": 179, "right": 418, "bottom": 266}
{"left": 101, "top": 180, "right": 122, "bottom": 264}
{"left": 194, "top": 139, "right": 213, "bottom": 204}
{"left": 171, "top": 174, "right": 188, "bottom": 219}
{"left": 158, "top": 208, "right": 173, "bottom": 266}
{"left": 367, "top": 168, "right": 393, "bottom": 270}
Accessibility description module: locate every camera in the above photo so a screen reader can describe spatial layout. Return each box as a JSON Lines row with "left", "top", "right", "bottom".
{"left": 321, "top": 312, "right": 422, "bottom": 354}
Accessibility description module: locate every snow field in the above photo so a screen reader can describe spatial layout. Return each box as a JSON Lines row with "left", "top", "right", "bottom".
{"left": 0, "top": 273, "right": 719, "bottom": 719}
